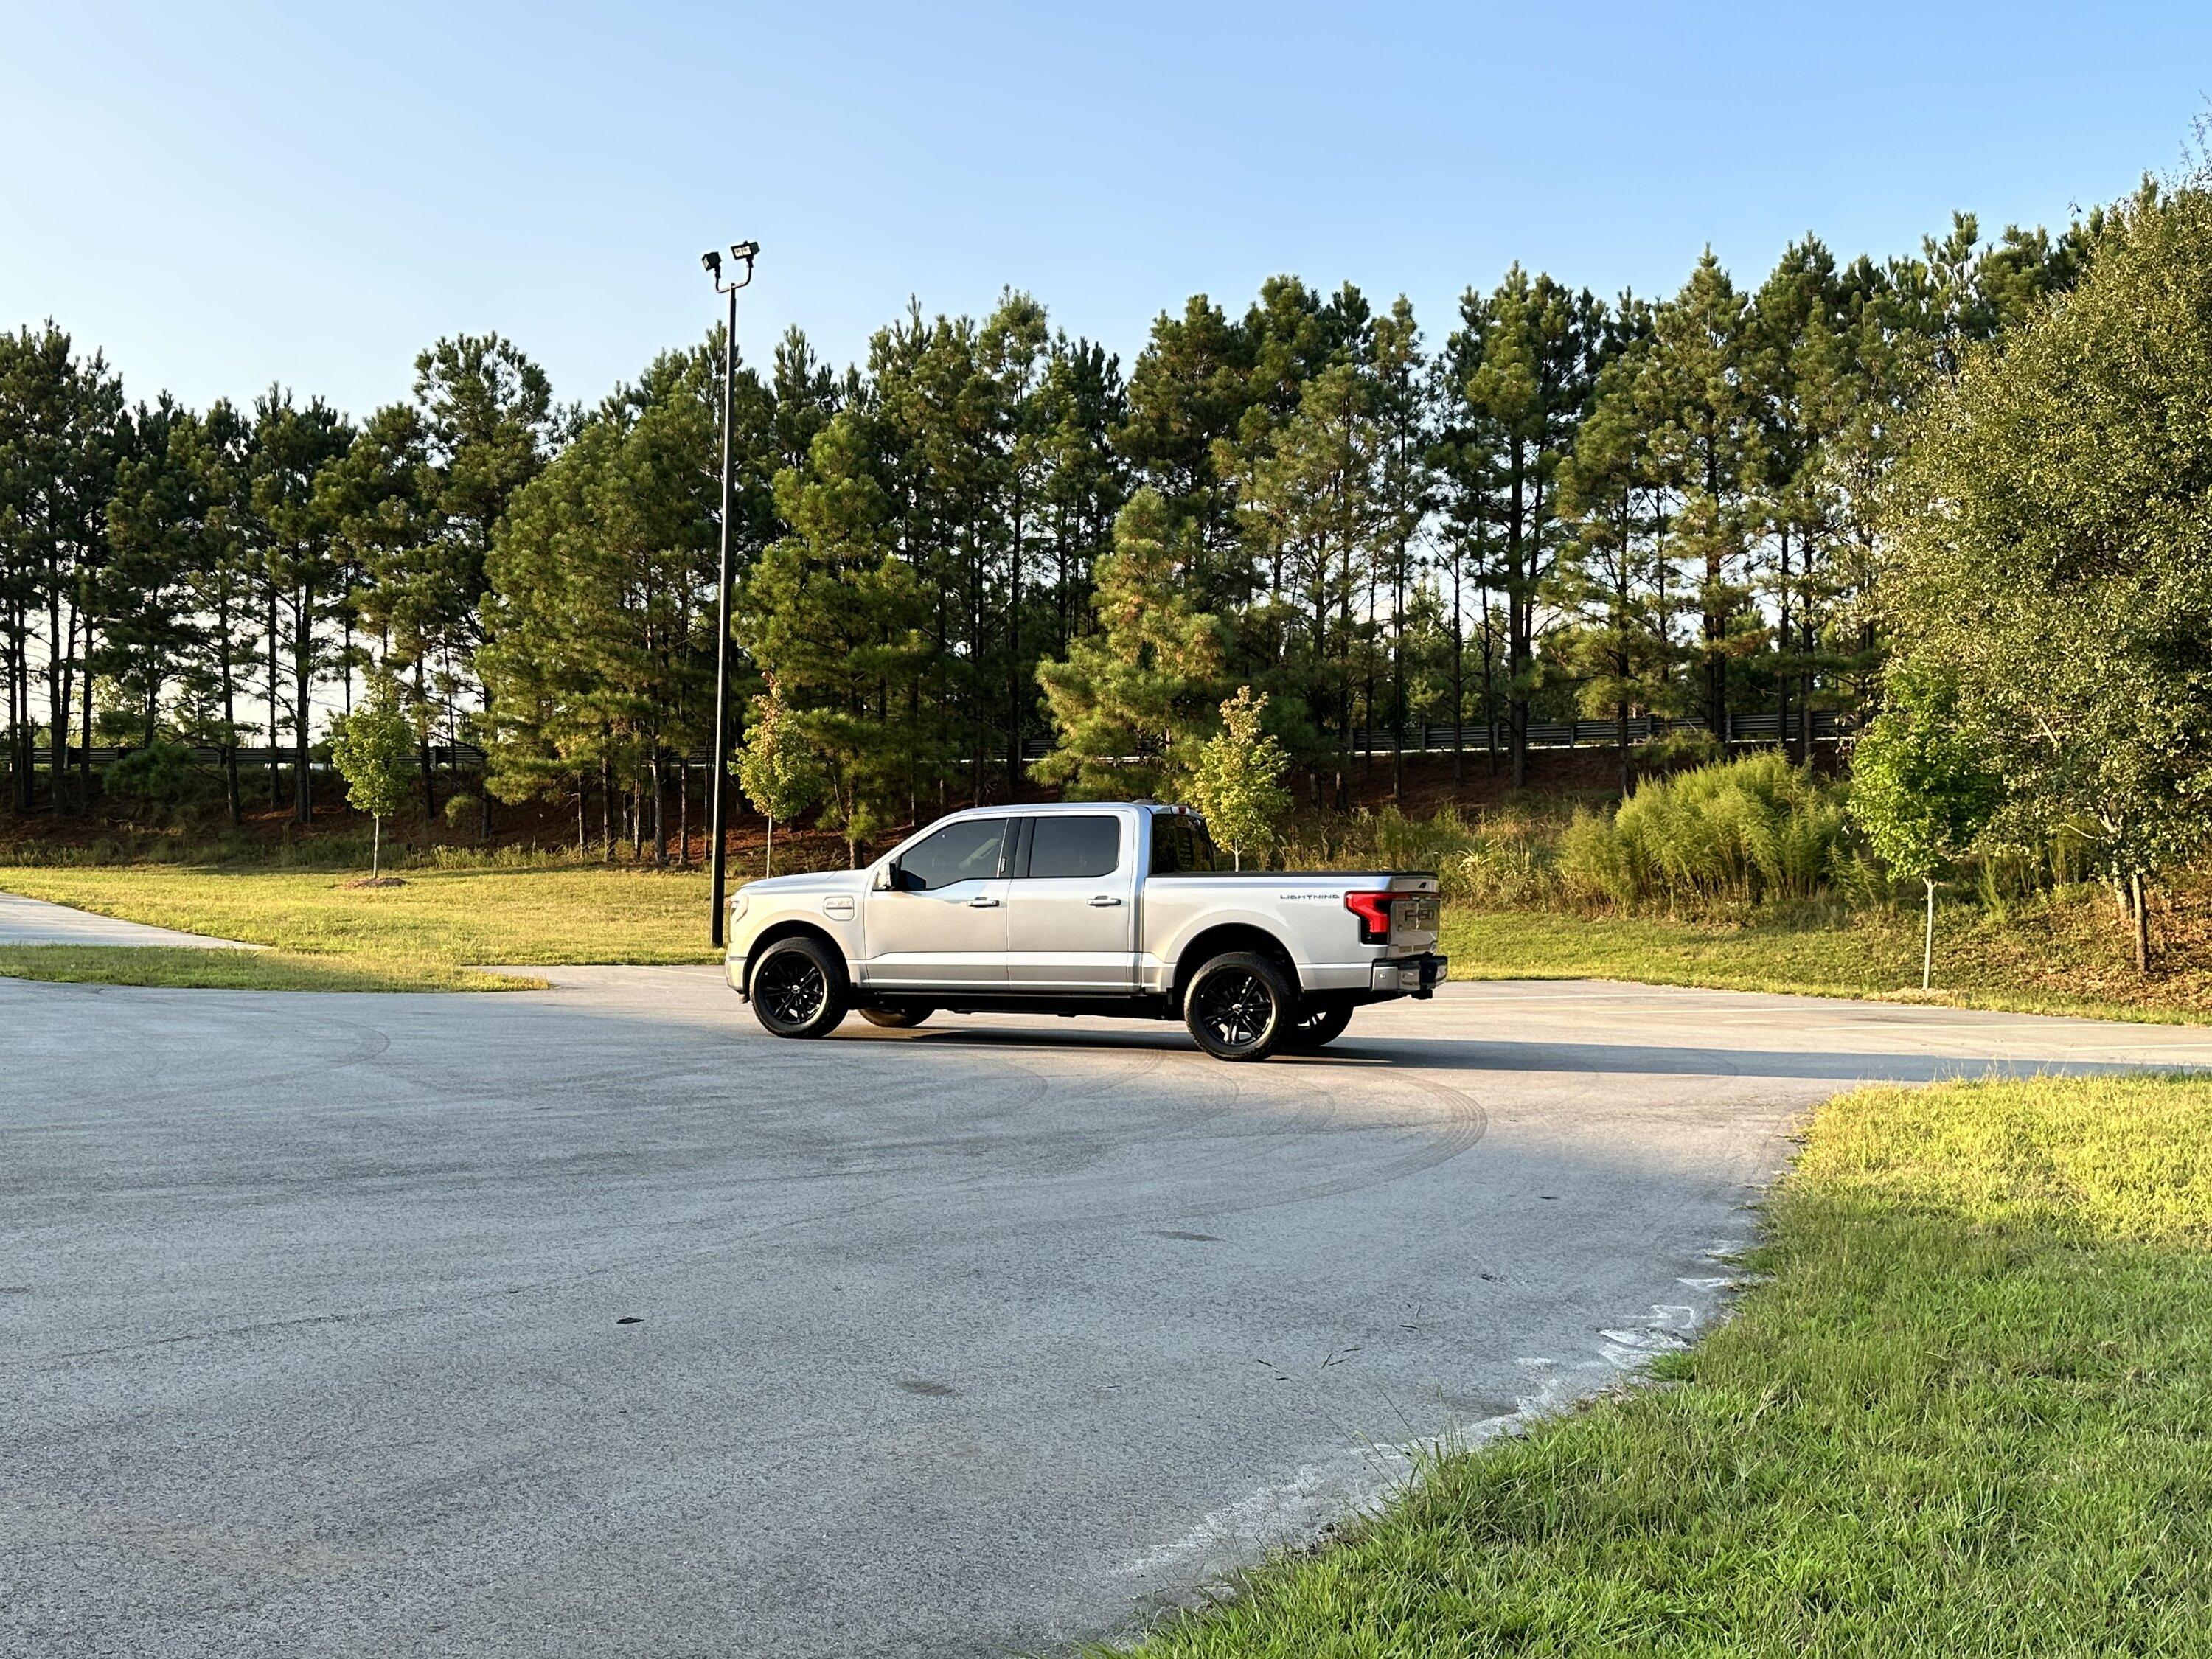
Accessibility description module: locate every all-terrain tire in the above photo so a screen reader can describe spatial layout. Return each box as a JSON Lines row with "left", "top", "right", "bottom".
{"left": 748, "top": 935, "right": 848, "bottom": 1039}
{"left": 1282, "top": 1001, "right": 1355, "bottom": 1052}
{"left": 1183, "top": 950, "right": 1298, "bottom": 1062}
{"left": 859, "top": 1006, "right": 932, "bottom": 1029}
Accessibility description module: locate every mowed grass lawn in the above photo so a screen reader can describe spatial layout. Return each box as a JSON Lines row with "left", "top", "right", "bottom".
{"left": 1443, "top": 900, "right": 2212, "bottom": 1026}
{"left": 1112, "top": 1072, "right": 2212, "bottom": 1657}
{"left": 0, "top": 863, "right": 715, "bottom": 990}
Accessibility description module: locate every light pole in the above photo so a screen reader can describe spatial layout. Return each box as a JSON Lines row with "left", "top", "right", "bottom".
{"left": 703, "top": 239, "right": 759, "bottom": 948}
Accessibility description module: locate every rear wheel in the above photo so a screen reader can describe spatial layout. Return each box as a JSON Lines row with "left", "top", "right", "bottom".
{"left": 1283, "top": 1001, "right": 1354, "bottom": 1052}
{"left": 1183, "top": 950, "right": 1296, "bottom": 1062}
{"left": 859, "top": 1006, "right": 932, "bottom": 1029}
{"left": 748, "top": 936, "right": 846, "bottom": 1039}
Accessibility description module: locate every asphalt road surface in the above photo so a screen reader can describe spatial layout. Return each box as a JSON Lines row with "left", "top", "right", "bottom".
{"left": 10, "top": 961, "right": 2212, "bottom": 1658}
{"left": 0, "top": 891, "right": 249, "bottom": 948}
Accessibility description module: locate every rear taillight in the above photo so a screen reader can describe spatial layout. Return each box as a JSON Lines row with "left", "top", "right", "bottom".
{"left": 1345, "top": 891, "right": 1393, "bottom": 945}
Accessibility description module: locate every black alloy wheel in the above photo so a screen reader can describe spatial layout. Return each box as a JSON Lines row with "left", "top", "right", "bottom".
{"left": 749, "top": 936, "right": 846, "bottom": 1038}
{"left": 1184, "top": 950, "right": 1295, "bottom": 1061}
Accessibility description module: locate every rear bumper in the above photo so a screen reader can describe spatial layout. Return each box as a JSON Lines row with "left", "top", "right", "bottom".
{"left": 1371, "top": 953, "right": 1448, "bottom": 999}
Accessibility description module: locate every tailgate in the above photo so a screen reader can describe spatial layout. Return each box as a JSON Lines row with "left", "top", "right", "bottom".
{"left": 1385, "top": 875, "right": 1440, "bottom": 951}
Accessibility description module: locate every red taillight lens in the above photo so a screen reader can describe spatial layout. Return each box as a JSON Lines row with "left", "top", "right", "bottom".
{"left": 1345, "top": 891, "right": 1393, "bottom": 945}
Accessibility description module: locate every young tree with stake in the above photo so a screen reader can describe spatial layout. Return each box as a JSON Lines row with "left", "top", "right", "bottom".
{"left": 737, "top": 679, "right": 824, "bottom": 877}
{"left": 1848, "top": 677, "right": 1999, "bottom": 990}
{"left": 331, "top": 671, "right": 414, "bottom": 881}
{"left": 1186, "top": 686, "right": 1290, "bottom": 870}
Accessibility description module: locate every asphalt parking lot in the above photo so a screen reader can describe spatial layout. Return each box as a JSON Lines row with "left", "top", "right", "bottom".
{"left": 10, "top": 961, "right": 2212, "bottom": 1658}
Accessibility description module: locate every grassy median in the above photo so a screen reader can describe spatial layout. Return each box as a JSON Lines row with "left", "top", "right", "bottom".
{"left": 0, "top": 863, "right": 715, "bottom": 991}
{"left": 1113, "top": 1071, "right": 2212, "bottom": 1656}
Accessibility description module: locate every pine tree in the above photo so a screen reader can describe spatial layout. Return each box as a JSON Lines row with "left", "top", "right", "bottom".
{"left": 101, "top": 394, "right": 202, "bottom": 748}
{"left": 248, "top": 387, "right": 352, "bottom": 823}
{"left": 1557, "top": 299, "right": 1677, "bottom": 793}
{"left": 740, "top": 410, "right": 933, "bottom": 864}
{"left": 170, "top": 400, "right": 257, "bottom": 824}
{"left": 1444, "top": 268, "right": 1607, "bottom": 787}
{"left": 1629, "top": 254, "right": 1761, "bottom": 740}
{"left": 1368, "top": 298, "right": 1433, "bottom": 801}
{"left": 1034, "top": 488, "right": 1222, "bottom": 799}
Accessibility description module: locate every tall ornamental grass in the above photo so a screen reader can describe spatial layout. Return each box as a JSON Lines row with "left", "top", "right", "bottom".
{"left": 1286, "top": 804, "right": 1573, "bottom": 907}
{"left": 1560, "top": 751, "right": 1848, "bottom": 911}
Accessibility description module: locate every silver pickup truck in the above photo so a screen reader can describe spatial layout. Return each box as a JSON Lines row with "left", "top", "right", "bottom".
{"left": 723, "top": 801, "right": 1445, "bottom": 1060}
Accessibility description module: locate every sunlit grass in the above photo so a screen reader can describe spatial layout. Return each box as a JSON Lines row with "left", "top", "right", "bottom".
{"left": 1112, "top": 1074, "right": 2212, "bottom": 1655}
{"left": 1442, "top": 905, "right": 2212, "bottom": 1025}
{"left": 0, "top": 945, "right": 533, "bottom": 992}
{"left": 0, "top": 864, "right": 715, "bottom": 991}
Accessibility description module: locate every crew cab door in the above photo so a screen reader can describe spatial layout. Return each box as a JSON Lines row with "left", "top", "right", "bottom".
{"left": 1004, "top": 812, "right": 1138, "bottom": 991}
{"left": 861, "top": 816, "right": 1010, "bottom": 990}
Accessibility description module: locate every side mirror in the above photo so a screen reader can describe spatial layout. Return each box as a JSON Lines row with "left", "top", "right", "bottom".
{"left": 873, "top": 861, "right": 897, "bottom": 892}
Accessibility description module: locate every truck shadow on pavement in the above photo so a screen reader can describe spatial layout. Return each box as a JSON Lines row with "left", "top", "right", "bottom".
{"left": 880, "top": 1021, "right": 2207, "bottom": 1086}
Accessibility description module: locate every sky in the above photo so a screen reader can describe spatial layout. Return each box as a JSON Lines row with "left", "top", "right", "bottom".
{"left": 4, "top": 1, "right": 2209, "bottom": 420}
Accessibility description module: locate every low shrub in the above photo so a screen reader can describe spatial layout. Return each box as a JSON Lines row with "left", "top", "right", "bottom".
{"left": 100, "top": 741, "right": 220, "bottom": 827}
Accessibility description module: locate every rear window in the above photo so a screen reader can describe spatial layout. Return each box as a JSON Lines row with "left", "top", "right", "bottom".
{"left": 1026, "top": 815, "right": 1121, "bottom": 879}
{"left": 1150, "top": 814, "right": 1222, "bottom": 874}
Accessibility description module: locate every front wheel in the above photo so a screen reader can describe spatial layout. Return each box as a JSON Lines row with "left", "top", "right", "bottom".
{"left": 1283, "top": 1001, "right": 1354, "bottom": 1052}
{"left": 1183, "top": 950, "right": 1296, "bottom": 1062}
{"left": 749, "top": 936, "right": 846, "bottom": 1039}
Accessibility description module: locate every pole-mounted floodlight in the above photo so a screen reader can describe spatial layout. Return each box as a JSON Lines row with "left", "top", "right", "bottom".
{"left": 705, "top": 238, "right": 759, "bottom": 950}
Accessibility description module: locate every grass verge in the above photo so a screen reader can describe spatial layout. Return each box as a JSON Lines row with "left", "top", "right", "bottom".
{"left": 1110, "top": 1072, "right": 2212, "bottom": 1656}
{"left": 0, "top": 945, "right": 535, "bottom": 992}
{"left": 0, "top": 864, "right": 714, "bottom": 991}
{"left": 1443, "top": 903, "right": 2212, "bottom": 1024}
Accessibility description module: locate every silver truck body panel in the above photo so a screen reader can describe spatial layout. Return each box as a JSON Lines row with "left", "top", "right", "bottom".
{"left": 723, "top": 802, "right": 1442, "bottom": 1006}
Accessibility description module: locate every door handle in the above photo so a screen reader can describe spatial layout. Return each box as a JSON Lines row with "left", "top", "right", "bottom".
{"left": 967, "top": 895, "right": 1001, "bottom": 908}
{"left": 1088, "top": 895, "right": 1123, "bottom": 907}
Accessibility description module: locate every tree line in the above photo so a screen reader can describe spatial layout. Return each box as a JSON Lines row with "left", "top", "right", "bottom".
{"left": 0, "top": 209, "right": 2090, "bottom": 857}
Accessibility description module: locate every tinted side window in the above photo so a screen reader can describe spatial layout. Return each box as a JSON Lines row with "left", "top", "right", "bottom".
{"left": 1150, "top": 815, "right": 1212, "bottom": 874}
{"left": 1189, "top": 819, "right": 1222, "bottom": 872}
{"left": 1026, "top": 815, "right": 1121, "bottom": 879}
{"left": 899, "top": 818, "right": 1006, "bottom": 891}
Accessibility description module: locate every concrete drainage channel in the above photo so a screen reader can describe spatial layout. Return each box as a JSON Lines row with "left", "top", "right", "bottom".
{"left": 10, "top": 923, "right": 2212, "bottom": 1655}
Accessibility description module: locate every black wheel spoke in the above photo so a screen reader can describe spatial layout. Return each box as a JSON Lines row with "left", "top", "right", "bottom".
{"left": 759, "top": 956, "right": 826, "bottom": 1025}
{"left": 1197, "top": 970, "right": 1273, "bottom": 1049}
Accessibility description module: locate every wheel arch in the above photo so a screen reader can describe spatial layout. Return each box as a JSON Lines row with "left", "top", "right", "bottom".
{"left": 741, "top": 919, "right": 851, "bottom": 1000}
{"left": 1172, "top": 922, "right": 1300, "bottom": 1010}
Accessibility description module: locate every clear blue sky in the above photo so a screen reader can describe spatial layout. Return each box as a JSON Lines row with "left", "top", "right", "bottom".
{"left": 5, "top": 1, "right": 2206, "bottom": 420}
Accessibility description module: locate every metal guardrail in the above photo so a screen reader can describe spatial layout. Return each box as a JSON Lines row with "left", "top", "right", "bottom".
{"left": 51, "top": 743, "right": 487, "bottom": 771}
{"left": 1352, "top": 710, "right": 1854, "bottom": 754}
{"left": 32, "top": 713, "right": 1849, "bottom": 777}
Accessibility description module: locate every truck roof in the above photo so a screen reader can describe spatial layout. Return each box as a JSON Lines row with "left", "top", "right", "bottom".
{"left": 928, "top": 801, "right": 1193, "bottom": 818}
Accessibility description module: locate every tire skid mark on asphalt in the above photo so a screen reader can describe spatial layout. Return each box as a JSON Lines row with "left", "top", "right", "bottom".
{"left": 37, "top": 1000, "right": 397, "bottom": 1116}
{"left": 757, "top": 1042, "right": 1492, "bottom": 1242}
{"left": 14, "top": 1300, "right": 437, "bottom": 1368}
{"left": 1166, "top": 1060, "right": 1489, "bottom": 1224}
